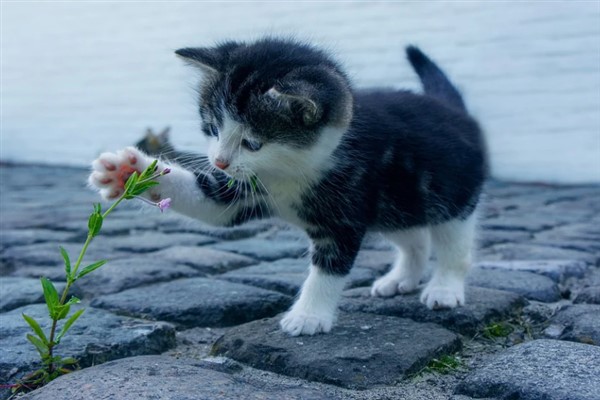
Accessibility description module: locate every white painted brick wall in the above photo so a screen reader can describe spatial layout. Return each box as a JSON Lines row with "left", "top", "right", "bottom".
{"left": 2, "top": 1, "right": 599, "bottom": 183}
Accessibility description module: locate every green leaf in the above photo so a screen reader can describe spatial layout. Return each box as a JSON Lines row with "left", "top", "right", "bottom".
{"left": 140, "top": 160, "right": 158, "bottom": 180}
{"left": 56, "top": 309, "right": 84, "bottom": 343}
{"left": 124, "top": 171, "right": 140, "bottom": 193}
{"left": 87, "top": 212, "right": 103, "bottom": 237}
{"left": 59, "top": 357, "right": 78, "bottom": 366}
{"left": 129, "top": 181, "right": 159, "bottom": 196}
{"left": 22, "top": 314, "right": 48, "bottom": 345}
{"left": 27, "top": 334, "right": 49, "bottom": 357}
{"left": 40, "top": 277, "right": 59, "bottom": 317}
{"left": 227, "top": 178, "right": 235, "bottom": 188}
{"left": 76, "top": 259, "right": 107, "bottom": 280}
{"left": 65, "top": 296, "right": 80, "bottom": 306}
{"left": 55, "top": 304, "right": 70, "bottom": 321}
{"left": 59, "top": 246, "right": 71, "bottom": 279}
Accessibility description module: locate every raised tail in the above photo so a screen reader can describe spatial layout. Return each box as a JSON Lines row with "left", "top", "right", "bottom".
{"left": 406, "top": 46, "right": 466, "bottom": 112}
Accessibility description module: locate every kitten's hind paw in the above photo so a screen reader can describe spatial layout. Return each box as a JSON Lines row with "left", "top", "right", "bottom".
{"left": 370, "top": 275, "right": 419, "bottom": 297}
{"left": 420, "top": 280, "right": 465, "bottom": 310}
{"left": 88, "top": 147, "right": 150, "bottom": 200}
{"left": 280, "top": 310, "right": 334, "bottom": 336}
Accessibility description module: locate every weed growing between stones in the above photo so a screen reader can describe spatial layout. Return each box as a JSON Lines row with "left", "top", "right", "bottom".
{"left": 482, "top": 322, "right": 514, "bottom": 339}
{"left": 410, "top": 353, "right": 465, "bottom": 379}
{"left": 426, "top": 355, "right": 463, "bottom": 374}
{"left": 10, "top": 161, "right": 170, "bottom": 397}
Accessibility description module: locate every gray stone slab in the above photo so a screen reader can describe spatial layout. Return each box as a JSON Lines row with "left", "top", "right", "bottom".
{"left": 476, "top": 259, "right": 589, "bottom": 282}
{"left": 1, "top": 242, "right": 127, "bottom": 269}
{"left": 466, "top": 267, "right": 560, "bottom": 302}
{"left": 211, "top": 312, "right": 461, "bottom": 389}
{"left": 455, "top": 339, "right": 600, "bottom": 400}
{"left": 0, "top": 277, "right": 66, "bottom": 312}
{"left": 535, "top": 222, "right": 600, "bottom": 242}
{"left": 161, "top": 219, "right": 274, "bottom": 240}
{"left": 19, "top": 355, "right": 337, "bottom": 400}
{"left": 9, "top": 265, "right": 71, "bottom": 282}
{"left": 51, "top": 216, "right": 159, "bottom": 236}
{"left": 72, "top": 258, "right": 200, "bottom": 297}
{"left": 93, "top": 231, "right": 216, "bottom": 253}
{"left": 574, "top": 286, "right": 600, "bottom": 304}
{"left": 212, "top": 237, "right": 308, "bottom": 261}
{"left": 544, "top": 304, "right": 600, "bottom": 345}
{"left": 529, "top": 238, "right": 600, "bottom": 255}
{"left": 479, "top": 243, "right": 598, "bottom": 265}
{"left": 340, "top": 286, "right": 526, "bottom": 335}
{"left": 150, "top": 246, "right": 256, "bottom": 274}
{"left": 91, "top": 277, "right": 292, "bottom": 328}
{"left": 477, "top": 229, "right": 532, "bottom": 248}
{"left": 219, "top": 258, "right": 377, "bottom": 296}
{"left": 0, "top": 304, "right": 175, "bottom": 384}
{"left": 481, "top": 216, "right": 555, "bottom": 232}
{"left": 0, "top": 229, "right": 76, "bottom": 249}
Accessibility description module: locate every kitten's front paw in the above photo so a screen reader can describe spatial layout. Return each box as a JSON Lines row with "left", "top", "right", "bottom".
{"left": 420, "top": 280, "right": 465, "bottom": 310}
{"left": 280, "top": 310, "right": 334, "bottom": 336}
{"left": 88, "top": 147, "right": 151, "bottom": 200}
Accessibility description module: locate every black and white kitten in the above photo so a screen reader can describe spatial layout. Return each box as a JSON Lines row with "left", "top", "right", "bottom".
{"left": 89, "top": 38, "right": 487, "bottom": 336}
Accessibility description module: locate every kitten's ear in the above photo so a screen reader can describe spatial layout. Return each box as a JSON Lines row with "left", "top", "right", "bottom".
{"left": 145, "top": 128, "right": 155, "bottom": 139}
{"left": 175, "top": 48, "right": 220, "bottom": 74}
{"left": 159, "top": 126, "right": 171, "bottom": 141}
{"left": 266, "top": 86, "right": 322, "bottom": 126}
{"left": 175, "top": 42, "right": 243, "bottom": 74}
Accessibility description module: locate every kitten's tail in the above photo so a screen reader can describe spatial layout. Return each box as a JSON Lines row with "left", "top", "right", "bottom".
{"left": 406, "top": 46, "right": 467, "bottom": 112}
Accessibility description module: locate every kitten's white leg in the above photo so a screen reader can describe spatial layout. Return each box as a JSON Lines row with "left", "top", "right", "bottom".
{"left": 371, "top": 227, "right": 430, "bottom": 297}
{"left": 280, "top": 265, "right": 347, "bottom": 336}
{"left": 88, "top": 147, "right": 241, "bottom": 226}
{"left": 420, "top": 213, "right": 477, "bottom": 309}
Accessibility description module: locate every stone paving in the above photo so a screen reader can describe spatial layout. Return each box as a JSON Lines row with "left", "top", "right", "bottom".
{"left": 0, "top": 163, "right": 599, "bottom": 400}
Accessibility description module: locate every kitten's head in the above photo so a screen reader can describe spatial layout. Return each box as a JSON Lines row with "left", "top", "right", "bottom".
{"left": 176, "top": 37, "right": 353, "bottom": 181}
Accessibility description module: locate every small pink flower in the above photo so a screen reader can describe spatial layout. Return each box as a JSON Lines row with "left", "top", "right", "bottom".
{"left": 157, "top": 198, "right": 171, "bottom": 212}
{"left": 162, "top": 168, "right": 171, "bottom": 175}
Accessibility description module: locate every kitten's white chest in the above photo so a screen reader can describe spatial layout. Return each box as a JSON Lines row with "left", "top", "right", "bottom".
{"left": 264, "top": 179, "right": 309, "bottom": 228}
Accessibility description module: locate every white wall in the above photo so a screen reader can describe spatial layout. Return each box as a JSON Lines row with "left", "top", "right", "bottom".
{"left": 2, "top": 1, "right": 599, "bottom": 183}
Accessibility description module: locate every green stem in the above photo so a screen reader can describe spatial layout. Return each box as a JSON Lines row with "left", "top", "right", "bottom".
{"left": 47, "top": 194, "right": 127, "bottom": 374}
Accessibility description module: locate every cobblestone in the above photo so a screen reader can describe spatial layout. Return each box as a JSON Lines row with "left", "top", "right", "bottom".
{"left": 1, "top": 164, "right": 599, "bottom": 400}
{"left": 211, "top": 312, "right": 461, "bottom": 389}
{"left": 90, "top": 278, "right": 292, "bottom": 328}
{"left": 455, "top": 340, "right": 600, "bottom": 400}
{"left": 340, "top": 286, "right": 526, "bottom": 335}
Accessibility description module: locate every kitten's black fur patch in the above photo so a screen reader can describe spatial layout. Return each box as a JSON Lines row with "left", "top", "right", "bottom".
{"left": 178, "top": 37, "right": 352, "bottom": 147}
{"left": 177, "top": 38, "right": 487, "bottom": 276}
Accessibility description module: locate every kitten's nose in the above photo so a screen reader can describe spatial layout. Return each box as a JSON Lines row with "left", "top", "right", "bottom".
{"left": 215, "top": 159, "right": 230, "bottom": 170}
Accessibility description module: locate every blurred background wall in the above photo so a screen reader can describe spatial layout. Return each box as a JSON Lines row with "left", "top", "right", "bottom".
{"left": 2, "top": 1, "right": 599, "bottom": 183}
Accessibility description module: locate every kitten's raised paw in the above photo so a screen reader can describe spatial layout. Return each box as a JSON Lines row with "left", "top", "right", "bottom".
{"left": 420, "top": 281, "right": 465, "bottom": 310}
{"left": 88, "top": 147, "right": 149, "bottom": 200}
{"left": 371, "top": 275, "right": 419, "bottom": 297}
{"left": 280, "top": 310, "right": 334, "bottom": 336}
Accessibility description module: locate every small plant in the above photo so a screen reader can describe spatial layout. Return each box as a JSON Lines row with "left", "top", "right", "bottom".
{"left": 482, "top": 321, "right": 514, "bottom": 339}
{"left": 409, "top": 353, "right": 464, "bottom": 379}
{"left": 425, "top": 354, "right": 463, "bottom": 375}
{"left": 11, "top": 161, "right": 170, "bottom": 396}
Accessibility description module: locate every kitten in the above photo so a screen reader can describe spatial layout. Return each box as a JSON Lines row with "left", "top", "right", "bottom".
{"left": 89, "top": 38, "right": 487, "bottom": 336}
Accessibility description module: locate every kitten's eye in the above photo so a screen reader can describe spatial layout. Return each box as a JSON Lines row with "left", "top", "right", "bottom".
{"left": 241, "top": 138, "right": 263, "bottom": 152}
{"left": 208, "top": 124, "right": 219, "bottom": 137}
